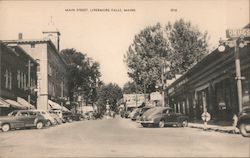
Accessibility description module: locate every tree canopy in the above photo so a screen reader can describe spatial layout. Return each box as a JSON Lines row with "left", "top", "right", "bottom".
{"left": 96, "top": 83, "right": 123, "bottom": 113}
{"left": 60, "top": 48, "right": 102, "bottom": 104}
{"left": 124, "top": 19, "right": 209, "bottom": 93}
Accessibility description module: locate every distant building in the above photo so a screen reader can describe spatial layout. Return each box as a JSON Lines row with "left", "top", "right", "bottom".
{"left": 0, "top": 41, "right": 37, "bottom": 115}
{"left": 4, "top": 31, "right": 69, "bottom": 111}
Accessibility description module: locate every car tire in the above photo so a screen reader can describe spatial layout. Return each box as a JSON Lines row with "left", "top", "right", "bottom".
{"left": 159, "top": 120, "right": 165, "bottom": 128}
{"left": 2, "top": 123, "right": 10, "bottom": 132}
{"left": 182, "top": 120, "right": 188, "bottom": 127}
{"left": 239, "top": 123, "right": 250, "bottom": 137}
{"left": 46, "top": 121, "right": 52, "bottom": 127}
{"left": 141, "top": 123, "right": 148, "bottom": 127}
{"left": 36, "top": 121, "right": 44, "bottom": 129}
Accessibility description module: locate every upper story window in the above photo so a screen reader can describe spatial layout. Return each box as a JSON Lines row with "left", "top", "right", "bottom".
{"left": 31, "top": 43, "right": 35, "bottom": 48}
{"left": 4, "top": 68, "right": 12, "bottom": 90}
{"left": 48, "top": 64, "right": 52, "bottom": 76}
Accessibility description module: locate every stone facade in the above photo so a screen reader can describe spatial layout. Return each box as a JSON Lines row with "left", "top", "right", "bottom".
{"left": 4, "top": 39, "right": 69, "bottom": 111}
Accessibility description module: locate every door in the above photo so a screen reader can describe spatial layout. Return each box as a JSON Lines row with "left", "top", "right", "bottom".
{"left": 162, "top": 109, "right": 176, "bottom": 124}
{"left": 15, "top": 111, "right": 30, "bottom": 127}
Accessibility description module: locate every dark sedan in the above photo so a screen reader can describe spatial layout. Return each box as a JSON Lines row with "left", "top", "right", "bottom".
{"left": 138, "top": 107, "right": 189, "bottom": 128}
{"left": 237, "top": 106, "right": 250, "bottom": 137}
{"left": 0, "top": 110, "right": 50, "bottom": 132}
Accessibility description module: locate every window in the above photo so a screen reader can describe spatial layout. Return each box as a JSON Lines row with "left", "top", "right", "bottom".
{"left": 17, "top": 70, "right": 21, "bottom": 88}
{"left": 9, "top": 71, "right": 12, "bottom": 89}
{"left": 31, "top": 43, "right": 35, "bottom": 48}
{"left": 23, "top": 73, "right": 26, "bottom": 89}
{"left": 20, "top": 72, "right": 23, "bottom": 89}
{"left": 4, "top": 69, "right": 12, "bottom": 90}
{"left": 4, "top": 69, "right": 8, "bottom": 89}
{"left": 29, "top": 112, "right": 37, "bottom": 116}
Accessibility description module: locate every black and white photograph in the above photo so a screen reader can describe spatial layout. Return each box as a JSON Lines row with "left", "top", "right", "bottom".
{"left": 0, "top": 0, "right": 249, "bottom": 157}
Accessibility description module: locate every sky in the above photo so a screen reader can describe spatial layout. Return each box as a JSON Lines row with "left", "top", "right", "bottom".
{"left": 0, "top": 0, "right": 249, "bottom": 87}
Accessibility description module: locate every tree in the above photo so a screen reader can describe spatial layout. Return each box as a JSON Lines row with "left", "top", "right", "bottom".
{"left": 124, "top": 23, "right": 170, "bottom": 94}
{"left": 96, "top": 83, "right": 123, "bottom": 113}
{"left": 122, "top": 81, "right": 144, "bottom": 94}
{"left": 124, "top": 20, "right": 209, "bottom": 94}
{"left": 60, "top": 48, "right": 102, "bottom": 105}
{"left": 166, "top": 19, "right": 209, "bottom": 74}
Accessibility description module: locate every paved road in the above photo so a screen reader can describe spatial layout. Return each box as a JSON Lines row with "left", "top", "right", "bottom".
{"left": 0, "top": 117, "right": 249, "bottom": 157}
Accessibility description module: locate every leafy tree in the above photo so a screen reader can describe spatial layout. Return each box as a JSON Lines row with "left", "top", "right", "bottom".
{"left": 60, "top": 48, "right": 101, "bottom": 105}
{"left": 124, "top": 23, "right": 170, "bottom": 94}
{"left": 96, "top": 83, "right": 123, "bottom": 113}
{"left": 124, "top": 20, "right": 209, "bottom": 94}
{"left": 166, "top": 19, "right": 209, "bottom": 74}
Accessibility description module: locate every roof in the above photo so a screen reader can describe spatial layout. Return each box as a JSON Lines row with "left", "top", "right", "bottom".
{"left": 3, "top": 39, "right": 67, "bottom": 66}
{"left": 9, "top": 45, "right": 38, "bottom": 65}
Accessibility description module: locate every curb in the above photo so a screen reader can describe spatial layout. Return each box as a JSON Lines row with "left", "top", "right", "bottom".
{"left": 188, "top": 124, "right": 240, "bottom": 134}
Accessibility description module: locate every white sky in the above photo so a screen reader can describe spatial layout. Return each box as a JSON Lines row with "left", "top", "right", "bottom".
{"left": 0, "top": 0, "right": 249, "bottom": 87}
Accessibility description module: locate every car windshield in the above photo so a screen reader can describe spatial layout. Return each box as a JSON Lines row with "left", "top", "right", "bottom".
{"left": 143, "top": 107, "right": 167, "bottom": 116}
{"left": 8, "top": 111, "right": 18, "bottom": 116}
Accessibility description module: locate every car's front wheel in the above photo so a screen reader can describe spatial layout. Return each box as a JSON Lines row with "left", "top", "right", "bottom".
{"left": 36, "top": 121, "right": 44, "bottom": 129}
{"left": 239, "top": 123, "right": 250, "bottom": 137}
{"left": 159, "top": 120, "right": 165, "bottom": 128}
{"left": 2, "top": 123, "right": 10, "bottom": 132}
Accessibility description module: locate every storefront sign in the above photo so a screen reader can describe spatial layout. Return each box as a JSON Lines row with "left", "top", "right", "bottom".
{"left": 226, "top": 29, "right": 250, "bottom": 38}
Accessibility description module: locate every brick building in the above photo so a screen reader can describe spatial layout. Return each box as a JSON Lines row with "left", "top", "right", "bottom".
{"left": 4, "top": 31, "right": 70, "bottom": 111}
{"left": 0, "top": 41, "right": 37, "bottom": 115}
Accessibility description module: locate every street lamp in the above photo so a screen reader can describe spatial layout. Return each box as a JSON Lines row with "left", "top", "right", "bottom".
{"left": 218, "top": 36, "right": 249, "bottom": 112}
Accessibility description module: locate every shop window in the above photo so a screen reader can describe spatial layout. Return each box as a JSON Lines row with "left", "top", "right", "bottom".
{"left": 4, "top": 69, "right": 8, "bottom": 89}
{"left": 215, "top": 79, "right": 232, "bottom": 111}
{"left": 17, "top": 70, "right": 21, "bottom": 88}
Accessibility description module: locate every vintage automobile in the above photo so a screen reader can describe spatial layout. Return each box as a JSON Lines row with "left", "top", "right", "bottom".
{"left": 237, "top": 107, "right": 250, "bottom": 137}
{"left": 138, "top": 107, "right": 189, "bottom": 128}
{"left": 0, "top": 110, "right": 50, "bottom": 132}
{"left": 129, "top": 108, "right": 141, "bottom": 120}
{"left": 62, "top": 111, "right": 74, "bottom": 123}
{"left": 130, "top": 106, "right": 152, "bottom": 121}
{"left": 35, "top": 110, "right": 57, "bottom": 126}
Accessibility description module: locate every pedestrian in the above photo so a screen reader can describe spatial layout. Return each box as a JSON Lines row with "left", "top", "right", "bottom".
{"left": 232, "top": 114, "right": 238, "bottom": 134}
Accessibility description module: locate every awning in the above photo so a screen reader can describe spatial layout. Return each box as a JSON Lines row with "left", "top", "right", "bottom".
{"left": 48, "top": 100, "right": 70, "bottom": 112}
{"left": 5, "top": 99, "right": 26, "bottom": 109}
{"left": 17, "top": 97, "right": 35, "bottom": 109}
{"left": 0, "top": 97, "right": 10, "bottom": 108}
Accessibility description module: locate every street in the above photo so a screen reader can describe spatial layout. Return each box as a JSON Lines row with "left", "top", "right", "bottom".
{"left": 0, "top": 117, "right": 249, "bottom": 157}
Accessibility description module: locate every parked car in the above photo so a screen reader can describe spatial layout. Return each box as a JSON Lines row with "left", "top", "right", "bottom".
{"left": 134, "top": 106, "right": 153, "bottom": 121}
{"left": 72, "top": 113, "right": 84, "bottom": 121}
{"left": 62, "top": 111, "right": 74, "bottom": 123}
{"left": 34, "top": 110, "right": 57, "bottom": 126}
{"left": 48, "top": 111, "right": 63, "bottom": 125}
{"left": 138, "top": 107, "right": 189, "bottom": 128}
{"left": 0, "top": 110, "right": 50, "bottom": 132}
{"left": 130, "top": 108, "right": 141, "bottom": 121}
{"left": 237, "top": 107, "right": 250, "bottom": 137}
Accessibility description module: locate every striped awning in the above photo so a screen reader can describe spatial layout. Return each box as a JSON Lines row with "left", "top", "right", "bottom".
{"left": 0, "top": 97, "right": 10, "bottom": 108}
{"left": 17, "top": 97, "right": 35, "bottom": 109}
{"left": 5, "top": 99, "right": 26, "bottom": 109}
{"left": 48, "top": 100, "right": 70, "bottom": 112}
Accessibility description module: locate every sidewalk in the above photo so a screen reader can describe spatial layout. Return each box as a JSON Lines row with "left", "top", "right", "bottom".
{"left": 188, "top": 120, "right": 240, "bottom": 134}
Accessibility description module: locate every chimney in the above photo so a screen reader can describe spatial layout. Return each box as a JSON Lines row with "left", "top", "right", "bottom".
{"left": 18, "top": 33, "right": 23, "bottom": 40}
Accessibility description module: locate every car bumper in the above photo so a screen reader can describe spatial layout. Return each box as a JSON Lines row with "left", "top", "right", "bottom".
{"left": 137, "top": 120, "right": 154, "bottom": 124}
